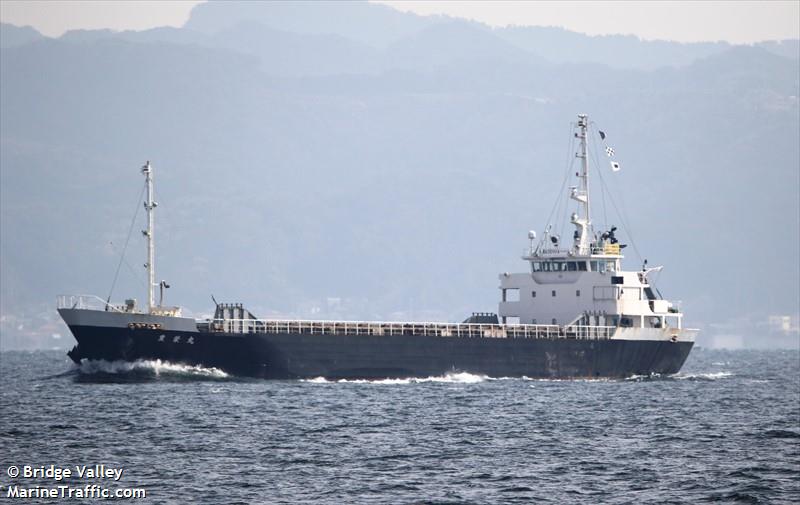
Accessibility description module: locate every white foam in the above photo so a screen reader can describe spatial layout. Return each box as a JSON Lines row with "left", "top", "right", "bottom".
{"left": 625, "top": 371, "right": 733, "bottom": 381}
{"left": 416, "top": 372, "right": 487, "bottom": 384}
{"left": 302, "top": 371, "right": 487, "bottom": 385}
{"left": 674, "top": 371, "right": 733, "bottom": 380}
{"left": 339, "top": 378, "right": 412, "bottom": 385}
{"left": 625, "top": 374, "right": 654, "bottom": 381}
{"left": 303, "top": 377, "right": 331, "bottom": 383}
{"left": 78, "top": 359, "right": 229, "bottom": 378}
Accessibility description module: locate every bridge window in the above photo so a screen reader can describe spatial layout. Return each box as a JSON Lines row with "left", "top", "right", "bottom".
{"left": 578, "top": 262, "right": 588, "bottom": 271}
{"left": 567, "top": 262, "right": 577, "bottom": 271}
{"left": 591, "top": 261, "right": 606, "bottom": 273}
{"left": 532, "top": 262, "right": 542, "bottom": 272}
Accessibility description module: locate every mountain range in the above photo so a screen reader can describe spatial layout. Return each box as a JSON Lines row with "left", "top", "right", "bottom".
{"left": 1, "top": 1, "right": 798, "bottom": 350}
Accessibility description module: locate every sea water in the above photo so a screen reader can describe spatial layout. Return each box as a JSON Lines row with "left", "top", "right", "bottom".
{"left": 1, "top": 348, "right": 798, "bottom": 504}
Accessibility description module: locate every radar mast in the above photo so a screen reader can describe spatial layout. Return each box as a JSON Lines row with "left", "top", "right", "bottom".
{"left": 571, "top": 114, "right": 592, "bottom": 255}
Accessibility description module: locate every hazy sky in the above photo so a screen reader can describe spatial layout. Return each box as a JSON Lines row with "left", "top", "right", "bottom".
{"left": 379, "top": 1, "right": 800, "bottom": 44}
{"left": 0, "top": 1, "right": 202, "bottom": 36}
{"left": 1, "top": 0, "right": 798, "bottom": 43}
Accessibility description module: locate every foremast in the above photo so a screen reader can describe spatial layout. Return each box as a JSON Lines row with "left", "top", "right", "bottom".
{"left": 571, "top": 114, "right": 591, "bottom": 256}
{"left": 141, "top": 161, "right": 157, "bottom": 313}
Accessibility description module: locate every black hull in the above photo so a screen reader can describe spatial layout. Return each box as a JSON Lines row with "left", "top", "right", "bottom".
{"left": 65, "top": 325, "right": 694, "bottom": 379}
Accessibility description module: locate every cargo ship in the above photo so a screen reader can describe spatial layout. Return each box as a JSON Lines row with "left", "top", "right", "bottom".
{"left": 59, "top": 114, "right": 697, "bottom": 379}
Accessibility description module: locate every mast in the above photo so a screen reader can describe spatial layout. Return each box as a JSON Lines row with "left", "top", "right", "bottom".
{"left": 141, "top": 161, "right": 157, "bottom": 313}
{"left": 571, "top": 114, "right": 591, "bottom": 255}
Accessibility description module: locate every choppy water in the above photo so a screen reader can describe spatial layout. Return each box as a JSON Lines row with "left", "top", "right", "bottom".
{"left": 1, "top": 348, "right": 798, "bottom": 504}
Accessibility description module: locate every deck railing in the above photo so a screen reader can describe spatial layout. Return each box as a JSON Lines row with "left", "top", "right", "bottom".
{"left": 206, "top": 318, "right": 617, "bottom": 341}
{"left": 523, "top": 246, "right": 622, "bottom": 258}
{"left": 56, "top": 294, "right": 125, "bottom": 313}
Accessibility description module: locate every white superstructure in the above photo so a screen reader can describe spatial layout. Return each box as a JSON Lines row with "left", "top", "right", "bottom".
{"left": 498, "top": 114, "right": 695, "bottom": 342}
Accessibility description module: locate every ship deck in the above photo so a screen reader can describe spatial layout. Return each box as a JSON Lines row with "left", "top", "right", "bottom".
{"left": 199, "top": 318, "right": 617, "bottom": 340}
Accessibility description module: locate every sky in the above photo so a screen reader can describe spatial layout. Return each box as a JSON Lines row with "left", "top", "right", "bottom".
{"left": 378, "top": 1, "right": 800, "bottom": 44}
{"left": 0, "top": 0, "right": 798, "bottom": 43}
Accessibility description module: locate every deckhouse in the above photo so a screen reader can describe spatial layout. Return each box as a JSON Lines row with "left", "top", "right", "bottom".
{"left": 498, "top": 114, "right": 684, "bottom": 336}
